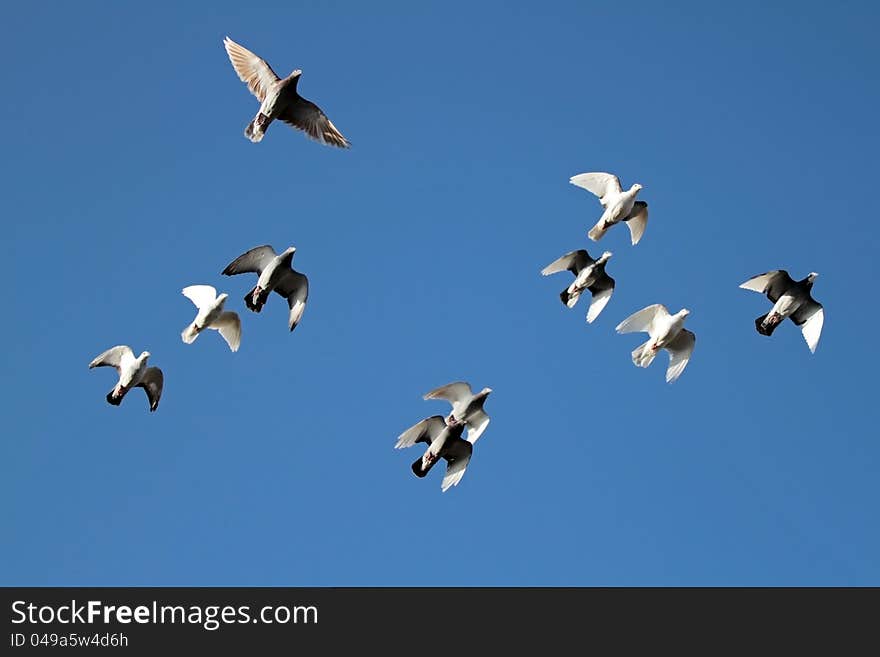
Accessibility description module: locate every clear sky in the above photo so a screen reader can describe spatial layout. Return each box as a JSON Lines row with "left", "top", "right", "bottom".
{"left": 2, "top": 1, "right": 878, "bottom": 586}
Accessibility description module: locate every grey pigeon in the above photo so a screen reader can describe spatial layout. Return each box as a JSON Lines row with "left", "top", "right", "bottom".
{"left": 570, "top": 172, "right": 648, "bottom": 245}
{"left": 423, "top": 382, "right": 492, "bottom": 443}
{"left": 221, "top": 245, "right": 309, "bottom": 332}
{"left": 180, "top": 285, "right": 242, "bottom": 352}
{"left": 616, "top": 304, "right": 695, "bottom": 383}
{"left": 541, "top": 249, "right": 615, "bottom": 323}
{"left": 223, "top": 36, "right": 350, "bottom": 147}
{"left": 739, "top": 270, "right": 824, "bottom": 353}
{"left": 89, "top": 345, "right": 164, "bottom": 411}
{"left": 395, "top": 415, "right": 473, "bottom": 492}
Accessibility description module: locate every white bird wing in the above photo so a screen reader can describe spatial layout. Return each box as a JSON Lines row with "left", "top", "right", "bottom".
{"left": 615, "top": 304, "right": 668, "bottom": 335}
{"left": 209, "top": 311, "right": 242, "bottom": 352}
{"left": 540, "top": 250, "right": 592, "bottom": 277}
{"left": 664, "top": 329, "right": 695, "bottom": 383}
{"left": 136, "top": 367, "right": 164, "bottom": 412}
{"left": 441, "top": 438, "right": 473, "bottom": 492}
{"left": 181, "top": 285, "right": 218, "bottom": 310}
{"left": 223, "top": 36, "right": 281, "bottom": 103}
{"left": 586, "top": 274, "right": 615, "bottom": 323}
{"left": 395, "top": 415, "right": 447, "bottom": 449}
{"left": 569, "top": 172, "right": 622, "bottom": 207}
{"left": 624, "top": 201, "right": 649, "bottom": 245}
{"left": 465, "top": 409, "right": 490, "bottom": 444}
{"left": 739, "top": 270, "right": 795, "bottom": 303}
{"left": 790, "top": 299, "right": 824, "bottom": 354}
{"left": 89, "top": 345, "right": 134, "bottom": 371}
{"left": 423, "top": 381, "right": 473, "bottom": 405}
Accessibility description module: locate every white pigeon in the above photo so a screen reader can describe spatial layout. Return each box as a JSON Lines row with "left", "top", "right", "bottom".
{"left": 180, "top": 285, "right": 242, "bottom": 352}
{"left": 569, "top": 172, "right": 648, "bottom": 245}
{"left": 423, "top": 382, "right": 492, "bottom": 443}
{"left": 395, "top": 415, "right": 473, "bottom": 492}
{"left": 88, "top": 345, "right": 164, "bottom": 411}
{"left": 222, "top": 245, "right": 309, "bottom": 332}
{"left": 541, "top": 249, "right": 615, "bottom": 323}
{"left": 739, "top": 270, "right": 824, "bottom": 353}
{"left": 615, "top": 304, "right": 695, "bottom": 383}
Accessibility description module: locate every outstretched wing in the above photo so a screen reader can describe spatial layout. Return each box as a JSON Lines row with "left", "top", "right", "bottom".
{"left": 664, "top": 329, "right": 695, "bottom": 384}
{"left": 739, "top": 270, "right": 795, "bottom": 303}
{"left": 569, "top": 172, "right": 622, "bottom": 207}
{"left": 279, "top": 97, "right": 350, "bottom": 148}
{"left": 441, "top": 438, "right": 473, "bottom": 492}
{"left": 210, "top": 311, "right": 242, "bottom": 352}
{"left": 790, "top": 298, "right": 824, "bottom": 354}
{"left": 395, "top": 415, "right": 447, "bottom": 449}
{"left": 624, "top": 201, "right": 649, "bottom": 245}
{"left": 274, "top": 270, "right": 309, "bottom": 331}
{"left": 137, "top": 367, "right": 164, "bottom": 412}
{"left": 222, "top": 245, "right": 277, "bottom": 276}
{"left": 586, "top": 274, "right": 615, "bottom": 323}
{"left": 423, "top": 381, "right": 473, "bottom": 405}
{"left": 465, "top": 409, "right": 490, "bottom": 444}
{"left": 540, "top": 250, "right": 592, "bottom": 277}
{"left": 615, "top": 304, "right": 668, "bottom": 335}
{"left": 181, "top": 285, "right": 218, "bottom": 310}
{"left": 89, "top": 345, "right": 134, "bottom": 371}
{"left": 223, "top": 36, "right": 281, "bottom": 102}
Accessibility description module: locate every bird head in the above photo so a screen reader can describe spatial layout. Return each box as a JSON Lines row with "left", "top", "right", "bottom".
{"left": 631, "top": 183, "right": 643, "bottom": 193}
{"left": 218, "top": 292, "right": 229, "bottom": 303}
{"left": 600, "top": 251, "right": 613, "bottom": 262}
{"left": 678, "top": 309, "right": 691, "bottom": 319}
{"left": 479, "top": 387, "right": 493, "bottom": 397}
{"left": 807, "top": 272, "right": 819, "bottom": 282}
{"left": 291, "top": 69, "right": 302, "bottom": 78}
{"left": 140, "top": 351, "right": 151, "bottom": 360}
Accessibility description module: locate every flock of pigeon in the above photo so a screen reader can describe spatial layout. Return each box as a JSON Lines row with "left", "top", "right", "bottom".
{"left": 88, "top": 37, "right": 826, "bottom": 493}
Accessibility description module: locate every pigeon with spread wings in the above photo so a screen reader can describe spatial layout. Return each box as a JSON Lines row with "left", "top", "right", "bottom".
{"left": 616, "top": 304, "right": 695, "bottom": 383}
{"left": 223, "top": 36, "right": 350, "bottom": 147}
{"left": 423, "top": 381, "right": 492, "bottom": 444}
{"left": 569, "top": 172, "right": 648, "bottom": 245}
{"left": 180, "top": 285, "right": 242, "bottom": 352}
{"left": 739, "top": 270, "right": 824, "bottom": 353}
{"left": 88, "top": 345, "right": 164, "bottom": 411}
{"left": 221, "top": 245, "right": 309, "bottom": 332}
{"left": 541, "top": 249, "right": 615, "bottom": 323}
{"left": 395, "top": 416, "right": 473, "bottom": 492}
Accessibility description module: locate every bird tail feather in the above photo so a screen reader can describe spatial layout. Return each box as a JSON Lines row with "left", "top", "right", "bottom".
{"left": 181, "top": 323, "right": 199, "bottom": 344}
{"left": 106, "top": 388, "right": 123, "bottom": 406}
{"left": 560, "top": 287, "right": 580, "bottom": 308}
{"left": 755, "top": 313, "right": 778, "bottom": 336}
{"left": 588, "top": 221, "right": 608, "bottom": 242}
{"left": 244, "top": 113, "right": 269, "bottom": 143}
{"left": 411, "top": 456, "right": 434, "bottom": 478}
{"left": 632, "top": 339, "right": 656, "bottom": 368}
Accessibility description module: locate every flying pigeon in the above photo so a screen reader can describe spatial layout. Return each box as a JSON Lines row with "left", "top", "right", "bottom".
{"left": 739, "top": 270, "right": 824, "bottom": 353}
{"left": 615, "top": 304, "right": 695, "bottom": 383}
{"left": 395, "top": 415, "right": 473, "bottom": 492}
{"left": 180, "top": 285, "right": 242, "bottom": 352}
{"left": 423, "top": 382, "right": 492, "bottom": 443}
{"left": 541, "top": 249, "right": 615, "bottom": 322}
{"left": 569, "top": 172, "right": 648, "bottom": 245}
{"left": 223, "top": 36, "right": 350, "bottom": 147}
{"left": 88, "top": 346, "right": 164, "bottom": 411}
{"left": 221, "top": 245, "right": 309, "bottom": 332}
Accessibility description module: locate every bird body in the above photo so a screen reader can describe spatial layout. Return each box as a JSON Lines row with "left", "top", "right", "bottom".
{"left": 181, "top": 285, "right": 241, "bottom": 352}
{"left": 423, "top": 381, "right": 492, "bottom": 443}
{"left": 222, "top": 245, "right": 309, "bottom": 332}
{"left": 616, "top": 304, "right": 695, "bottom": 383}
{"left": 395, "top": 415, "right": 473, "bottom": 492}
{"left": 223, "top": 36, "right": 350, "bottom": 147}
{"left": 541, "top": 249, "right": 615, "bottom": 322}
{"left": 88, "top": 345, "right": 164, "bottom": 411}
{"left": 569, "top": 172, "right": 648, "bottom": 244}
{"left": 739, "top": 270, "right": 823, "bottom": 353}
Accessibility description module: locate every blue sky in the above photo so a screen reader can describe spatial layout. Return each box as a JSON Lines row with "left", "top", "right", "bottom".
{"left": 2, "top": 1, "right": 878, "bottom": 585}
